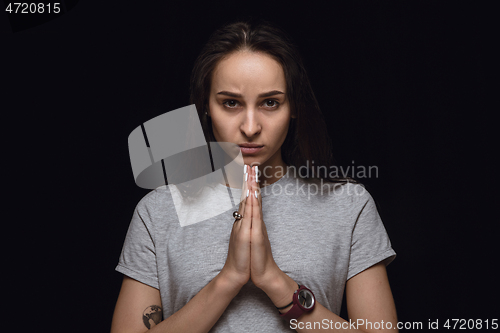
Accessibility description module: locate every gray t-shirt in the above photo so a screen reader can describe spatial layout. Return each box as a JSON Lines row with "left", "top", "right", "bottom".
{"left": 115, "top": 168, "right": 396, "bottom": 332}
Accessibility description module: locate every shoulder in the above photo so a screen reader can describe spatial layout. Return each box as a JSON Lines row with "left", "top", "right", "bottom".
{"left": 135, "top": 188, "right": 158, "bottom": 209}
{"left": 136, "top": 185, "right": 201, "bottom": 228}
{"left": 296, "top": 177, "right": 379, "bottom": 222}
{"left": 134, "top": 185, "right": 174, "bottom": 217}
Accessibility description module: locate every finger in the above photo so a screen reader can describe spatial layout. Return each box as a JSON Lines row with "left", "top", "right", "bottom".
{"left": 240, "top": 165, "right": 252, "bottom": 231}
{"left": 236, "top": 165, "right": 250, "bottom": 225}
{"left": 239, "top": 164, "right": 249, "bottom": 202}
{"left": 238, "top": 166, "right": 248, "bottom": 213}
{"left": 252, "top": 165, "right": 262, "bottom": 209}
{"left": 240, "top": 190, "right": 252, "bottom": 231}
{"left": 255, "top": 165, "right": 262, "bottom": 208}
{"left": 232, "top": 219, "right": 239, "bottom": 232}
{"left": 251, "top": 166, "right": 262, "bottom": 233}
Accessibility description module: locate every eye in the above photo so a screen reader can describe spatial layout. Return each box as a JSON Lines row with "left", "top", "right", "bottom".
{"left": 263, "top": 99, "right": 280, "bottom": 109}
{"left": 222, "top": 100, "right": 239, "bottom": 108}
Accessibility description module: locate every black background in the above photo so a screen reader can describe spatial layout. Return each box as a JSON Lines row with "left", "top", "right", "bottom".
{"left": 2, "top": 1, "right": 497, "bottom": 332}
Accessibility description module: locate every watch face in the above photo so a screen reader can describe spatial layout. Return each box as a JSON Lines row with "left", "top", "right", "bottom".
{"left": 297, "top": 289, "right": 315, "bottom": 309}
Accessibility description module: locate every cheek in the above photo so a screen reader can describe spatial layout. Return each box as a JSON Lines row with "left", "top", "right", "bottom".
{"left": 274, "top": 117, "right": 291, "bottom": 141}
{"left": 208, "top": 101, "right": 221, "bottom": 138}
{"left": 210, "top": 114, "right": 230, "bottom": 141}
{"left": 211, "top": 120, "right": 222, "bottom": 140}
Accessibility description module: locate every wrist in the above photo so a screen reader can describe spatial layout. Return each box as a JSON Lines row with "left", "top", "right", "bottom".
{"left": 216, "top": 270, "right": 246, "bottom": 296}
{"left": 276, "top": 300, "right": 294, "bottom": 314}
{"left": 279, "top": 285, "right": 317, "bottom": 321}
{"left": 260, "top": 271, "right": 299, "bottom": 309}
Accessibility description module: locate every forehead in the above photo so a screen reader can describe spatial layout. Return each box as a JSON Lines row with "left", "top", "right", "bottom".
{"left": 211, "top": 51, "right": 286, "bottom": 93}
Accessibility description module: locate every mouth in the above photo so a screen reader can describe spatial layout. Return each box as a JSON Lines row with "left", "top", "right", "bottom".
{"left": 238, "top": 144, "right": 264, "bottom": 154}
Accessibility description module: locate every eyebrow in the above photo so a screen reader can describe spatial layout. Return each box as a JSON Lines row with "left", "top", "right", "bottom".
{"left": 216, "top": 90, "right": 285, "bottom": 98}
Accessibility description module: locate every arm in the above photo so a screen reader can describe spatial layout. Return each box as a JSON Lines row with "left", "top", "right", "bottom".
{"left": 112, "top": 166, "right": 254, "bottom": 333}
{"left": 248, "top": 167, "right": 397, "bottom": 332}
{"left": 262, "top": 262, "right": 398, "bottom": 333}
{"left": 110, "top": 276, "right": 163, "bottom": 333}
{"left": 111, "top": 272, "right": 244, "bottom": 333}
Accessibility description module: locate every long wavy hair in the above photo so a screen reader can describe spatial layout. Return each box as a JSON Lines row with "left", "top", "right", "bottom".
{"left": 188, "top": 18, "right": 354, "bottom": 185}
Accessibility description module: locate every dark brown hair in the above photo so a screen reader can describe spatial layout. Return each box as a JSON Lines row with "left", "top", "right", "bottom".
{"left": 189, "top": 18, "right": 353, "bottom": 184}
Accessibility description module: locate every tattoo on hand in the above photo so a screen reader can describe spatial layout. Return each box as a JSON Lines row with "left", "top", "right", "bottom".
{"left": 142, "top": 305, "right": 163, "bottom": 329}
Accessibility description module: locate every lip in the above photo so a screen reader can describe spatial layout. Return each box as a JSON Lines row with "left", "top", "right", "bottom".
{"left": 238, "top": 144, "right": 264, "bottom": 154}
{"left": 238, "top": 143, "right": 264, "bottom": 148}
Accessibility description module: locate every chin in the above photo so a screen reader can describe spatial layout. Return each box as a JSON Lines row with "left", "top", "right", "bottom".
{"left": 243, "top": 156, "right": 265, "bottom": 167}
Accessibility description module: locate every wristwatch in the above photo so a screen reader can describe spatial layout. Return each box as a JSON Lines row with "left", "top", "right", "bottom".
{"left": 279, "top": 285, "right": 316, "bottom": 320}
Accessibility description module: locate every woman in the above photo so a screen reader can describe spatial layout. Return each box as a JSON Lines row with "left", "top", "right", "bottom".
{"left": 111, "top": 19, "right": 398, "bottom": 333}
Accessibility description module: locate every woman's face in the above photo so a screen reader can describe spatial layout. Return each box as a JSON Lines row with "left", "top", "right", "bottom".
{"left": 208, "top": 50, "right": 292, "bottom": 170}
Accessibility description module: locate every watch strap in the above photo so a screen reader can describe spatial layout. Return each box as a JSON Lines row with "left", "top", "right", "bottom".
{"left": 281, "top": 301, "right": 306, "bottom": 320}
{"left": 276, "top": 285, "right": 300, "bottom": 310}
{"left": 279, "top": 284, "right": 315, "bottom": 321}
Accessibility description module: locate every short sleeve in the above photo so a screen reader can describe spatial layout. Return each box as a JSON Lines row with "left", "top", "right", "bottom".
{"left": 347, "top": 188, "right": 396, "bottom": 280}
{"left": 115, "top": 191, "right": 159, "bottom": 289}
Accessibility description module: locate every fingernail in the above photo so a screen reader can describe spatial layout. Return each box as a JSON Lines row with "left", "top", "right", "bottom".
{"left": 245, "top": 173, "right": 248, "bottom": 181}
{"left": 244, "top": 164, "right": 247, "bottom": 173}
{"left": 255, "top": 166, "right": 259, "bottom": 183}
{"left": 246, "top": 189, "right": 249, "bottom": 197}
{"left": 254, "top": 190, "right": 258, "bottom": 198}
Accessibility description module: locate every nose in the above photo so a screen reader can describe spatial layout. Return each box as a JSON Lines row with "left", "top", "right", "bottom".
{"left": 240, "top": 107, "right": 261, "bottom": 138}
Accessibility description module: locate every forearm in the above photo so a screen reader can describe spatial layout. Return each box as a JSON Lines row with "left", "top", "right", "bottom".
{"left": 262, "top": 271, "right": 397, "bottom": 333}
{"left": 147, "top": 273, "right": 241, "bottom": 333}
